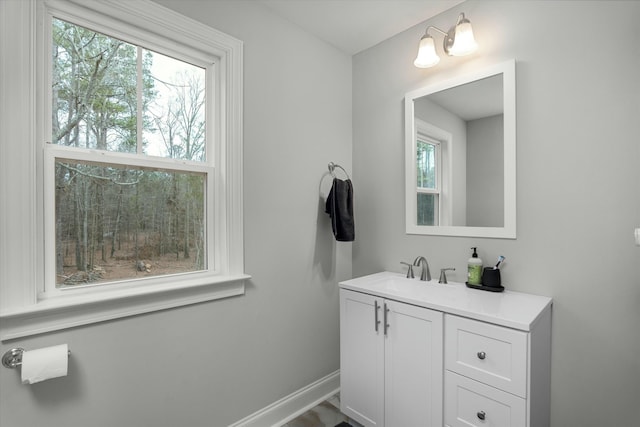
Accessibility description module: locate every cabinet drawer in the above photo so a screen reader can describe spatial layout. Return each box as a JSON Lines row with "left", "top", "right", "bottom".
{"left": 445, "top": 371, "right": 526, "bottom": 427}
{"left": 445, "top": 314, "right": 528, "bottom": 397}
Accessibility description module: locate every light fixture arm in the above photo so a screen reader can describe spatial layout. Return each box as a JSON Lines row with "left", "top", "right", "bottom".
{"left": 424, "top": 25, "right": 448, "bottom": 38}
{"left": 424, "top": 23, "right": 456, "bottom": 56}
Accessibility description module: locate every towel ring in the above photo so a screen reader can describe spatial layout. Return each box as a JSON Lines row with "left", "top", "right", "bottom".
{"left": 328, "top": 162, "right": 350, "bottom": 180}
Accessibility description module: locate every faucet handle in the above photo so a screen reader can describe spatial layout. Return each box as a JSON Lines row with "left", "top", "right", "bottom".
{"left": 439, "top": 268, "right": 456, "bottom": 284}
{"left": 400, "top": 262, "right": 415, "bottom": 279}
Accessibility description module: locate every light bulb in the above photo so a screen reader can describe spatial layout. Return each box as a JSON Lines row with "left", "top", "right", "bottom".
{"left": 414, "top": 35, "right": 440, "bottom": 68}
{"left": 449, "top": 20, "right": 478, "bottom": 56}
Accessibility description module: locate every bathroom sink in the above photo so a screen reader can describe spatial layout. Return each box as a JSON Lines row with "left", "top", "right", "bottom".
{"left": 348, "top": 271, "right": 458, "bottom": 297}
{"left": 339, "top": 271, "right": 552, "bottom": 331}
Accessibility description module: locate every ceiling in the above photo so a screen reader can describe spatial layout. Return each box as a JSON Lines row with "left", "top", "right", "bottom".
{"left": 426, "top": 73, "right": 503, "bottom": 121}
{"left": 257, "top": 0, "right": 465, "bottom": 55}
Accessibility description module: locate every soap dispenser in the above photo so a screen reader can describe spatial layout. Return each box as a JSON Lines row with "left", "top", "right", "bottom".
{"left": 467, "top": 247, "right": 483, "bottom": 285}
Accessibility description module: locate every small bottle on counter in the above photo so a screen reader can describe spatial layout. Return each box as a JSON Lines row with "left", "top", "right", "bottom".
{"left": 467, "top": 247, "right": 483, "bottom": 285}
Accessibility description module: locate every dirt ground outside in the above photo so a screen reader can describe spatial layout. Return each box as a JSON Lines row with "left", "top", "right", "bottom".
{"left": 57, "top": 241, "right": 201, "bottom": 286}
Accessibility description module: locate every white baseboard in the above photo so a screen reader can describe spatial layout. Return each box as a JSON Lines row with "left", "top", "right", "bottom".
{"left": 229, "top": 370, "right": 340, "bottom": 427}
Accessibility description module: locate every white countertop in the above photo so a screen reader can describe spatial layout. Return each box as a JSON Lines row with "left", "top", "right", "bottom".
{"left": 339, "top": 271, "right": 552, "bottom": 331}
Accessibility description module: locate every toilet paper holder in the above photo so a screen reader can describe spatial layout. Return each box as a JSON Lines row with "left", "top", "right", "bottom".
{"left": 2, "top": 347, "right": 71, "bottom": 369}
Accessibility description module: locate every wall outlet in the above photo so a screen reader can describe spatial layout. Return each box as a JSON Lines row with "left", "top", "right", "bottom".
{"left": 635, "top": 228, "right": 640, "bottom": 246}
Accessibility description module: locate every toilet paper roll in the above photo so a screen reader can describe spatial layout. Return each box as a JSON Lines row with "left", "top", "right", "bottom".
{"left": 21, "top": 344, "right": 68, "bottom": 384}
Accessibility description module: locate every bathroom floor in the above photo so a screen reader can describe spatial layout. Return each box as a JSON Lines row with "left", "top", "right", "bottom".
{"left": 281, "top": 394, "right": 352, "bottom": 427}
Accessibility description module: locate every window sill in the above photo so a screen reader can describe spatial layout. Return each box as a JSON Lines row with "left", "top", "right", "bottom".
{"left": 0, "top": 274, "right": 250, "bottom": 341}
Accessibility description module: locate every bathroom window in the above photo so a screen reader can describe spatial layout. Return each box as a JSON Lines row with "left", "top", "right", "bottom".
{"left": 0, "top": 0, "right": 246, "bottom": 339}
{"left": 409, "top": 119, "right": 451, "bottom": 228}
{"left": 416, "top": 134, "right": 441, "bottom": 226}
{"left": 48, "top": 18, "right": 210, "bottom": 290}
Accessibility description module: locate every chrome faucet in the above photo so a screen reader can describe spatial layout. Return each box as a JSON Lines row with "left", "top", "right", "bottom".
{"left": 413, "top": 256, "right": 431, "bottom": 281}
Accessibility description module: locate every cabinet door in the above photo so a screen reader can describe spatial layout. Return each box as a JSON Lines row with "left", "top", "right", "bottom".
{"left": 384, "top": 300, "right": 443, "bottom": 427}
{"left": 340, "top": 290, "right": 384, "bottom": 427}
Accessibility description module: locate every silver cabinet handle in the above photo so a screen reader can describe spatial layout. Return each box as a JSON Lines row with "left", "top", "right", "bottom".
{"left": 477, "top": 351, "right": 486, "bottom": 360}
{"left": 383, "top": 303, "right": 390, "bottom": 336}
{"left": 477, "top": 411, "right": 486, "bottom": 421}
{"left": 374, "top": 300, "right": 380, "bottom": 332}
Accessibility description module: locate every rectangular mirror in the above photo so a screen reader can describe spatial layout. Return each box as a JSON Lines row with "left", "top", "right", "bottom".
{"left": 404, "top": 60, "right": 516, "bottom": 238}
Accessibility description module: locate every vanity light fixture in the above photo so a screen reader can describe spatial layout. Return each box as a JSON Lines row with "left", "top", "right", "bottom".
{"left": 414, "top": 13, "right": 478, "bottom": 68}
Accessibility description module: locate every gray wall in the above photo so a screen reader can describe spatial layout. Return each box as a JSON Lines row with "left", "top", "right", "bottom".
{"left": 467, "top": 114, "right": 503, "bottom": 227}
{"left": 0, "top": 1, "right": 352, "bottom": 426}
{"left": 353, "top": 1, "right": 640, "bottom": 426}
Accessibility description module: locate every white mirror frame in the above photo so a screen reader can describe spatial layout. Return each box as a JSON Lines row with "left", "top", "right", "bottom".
{"left": 405, "top": 60, "right": 516, "bottom": 239}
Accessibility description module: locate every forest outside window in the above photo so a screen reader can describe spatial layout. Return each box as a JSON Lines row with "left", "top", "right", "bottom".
{"left": 48, "top": 18, "right": 211, "bottom": 290}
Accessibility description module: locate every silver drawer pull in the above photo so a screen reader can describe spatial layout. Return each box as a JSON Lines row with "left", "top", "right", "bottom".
{"left": 477, "top": 411, "right": 486, "bottom": 421}
{"left": 477, "top": 351, "right": 486, "bottom": 360}
{"left": 374, "top": 300, "right": 381, "bottom": 332}
{"left": 384, "top": 303, "right": 390, "bottom": 336}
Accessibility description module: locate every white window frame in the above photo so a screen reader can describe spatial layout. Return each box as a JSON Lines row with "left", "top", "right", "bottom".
{"left": 407, "top": 119, "right": 453, "bottom": 232}
{"left": 416, "top": 129, "right": 442, "bottom": 225}
{"left": 0, "top": 0, "right": 248, "bottom": 340}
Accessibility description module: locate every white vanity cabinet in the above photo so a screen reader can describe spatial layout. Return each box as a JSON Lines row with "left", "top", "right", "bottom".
{"left": 339, "top": 272, "right": 552, "bottom": 427}
{"left": 339, "top": 289, "right": 443, "bottom": 427}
